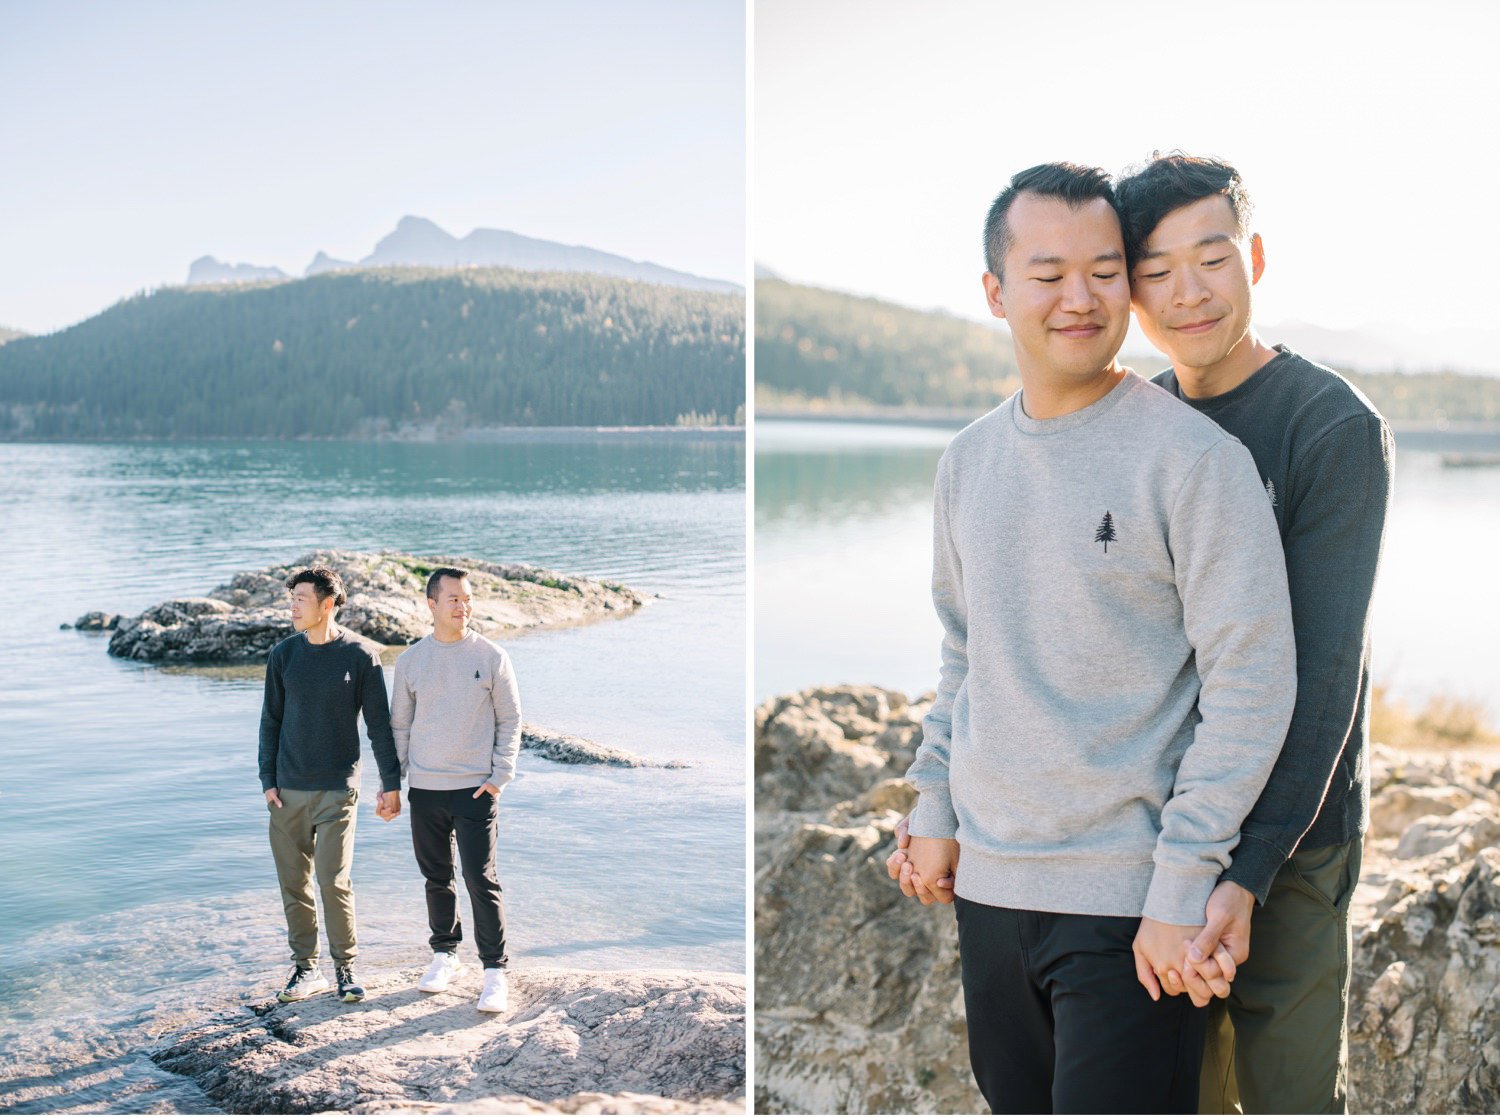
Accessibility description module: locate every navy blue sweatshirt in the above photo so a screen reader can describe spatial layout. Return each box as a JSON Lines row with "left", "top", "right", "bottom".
{"left": 1154, "top": 346, "right": 1394, "bottom": 902}
{"left": 258, "top": 630, "right": 402, "bottom": 794}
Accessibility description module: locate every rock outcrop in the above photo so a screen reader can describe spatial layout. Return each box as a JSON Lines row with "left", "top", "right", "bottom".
{"left": 754, "top": 685, "right": 1500, "bottom": 1115}
{"left": 150, "top": 967, "right": 745, "bottom": 1114}
{"left": 96, "top": 550, "right": 645, "bottom": 663}
{"left": 523, "top": 726, "right": 688, "bottom": 769}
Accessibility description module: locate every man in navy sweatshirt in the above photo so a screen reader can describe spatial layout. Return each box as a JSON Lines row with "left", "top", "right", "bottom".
{"left": 258, "top": 565, "right": 403, "bottom": 1004}
{"left": 1116, "top": 154, "right": 1393, "bottom": 1114}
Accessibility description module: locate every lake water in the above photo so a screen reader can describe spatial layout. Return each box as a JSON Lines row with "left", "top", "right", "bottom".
{"left": 756, "top": 418, "right": 1500, "bottom": 719}
{"left": 0, "top": 436, "right": 744, "bottom": 1112}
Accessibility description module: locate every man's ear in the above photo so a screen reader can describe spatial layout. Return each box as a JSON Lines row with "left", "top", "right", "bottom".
{"left": 1250, "top": 233, "right": 1265, "bottom": 285}
{"left": 982, "top": 271, "right": 1007, "bottom": 320}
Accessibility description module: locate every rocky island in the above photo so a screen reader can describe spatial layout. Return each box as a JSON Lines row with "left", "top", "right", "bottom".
{"left": 754, "top": 685, "right": 1500, "bottom": 1115}
{"left": 69, "top": 549, "right": 646, "bottom": 663}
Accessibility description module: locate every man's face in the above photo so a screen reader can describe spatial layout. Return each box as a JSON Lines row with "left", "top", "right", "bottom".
{"left": 984, "top": 193, "right": 1130, "bottom": 382}
{"left": 287, "top": 583, "right": 331, "bottom": 631}
{"left": 1128, "top": 195, "right": 1264, "bottom": 371}
{"left": 428, "top": 576, "right": 473, "bottom": 630}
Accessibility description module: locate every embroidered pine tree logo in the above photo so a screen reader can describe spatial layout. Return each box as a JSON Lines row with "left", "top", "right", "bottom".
{"left": 1266, "top": 478, "right": 1277, "bottom": 507}
{"left": 475, "top": 670, "right": 482, "bottom": 679}
{"left": 1094, "top": 511, "right": 1117, "bottom": 553}
{"left": 343, "top": 671, "right": 351, "bottom": 683}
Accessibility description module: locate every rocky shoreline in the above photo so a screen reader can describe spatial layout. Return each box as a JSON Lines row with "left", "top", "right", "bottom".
{"left": 66, "top": 550, "right": 647, "bottom": 664}
{"left": 0, "top": 968, "right": 744, "bottom": 1114}
{"left": 150, "top": 967, "right": 744, "bottom": 1115}
{"left": 754, "top": 685, "right": 1500, "bottom": 1115}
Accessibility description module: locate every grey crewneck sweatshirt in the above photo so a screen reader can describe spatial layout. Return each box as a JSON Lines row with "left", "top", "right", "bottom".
{"left": 390, "top": 631, "right": 523, "bottom": 792}
{"left": 905, "top": 371, "right": 1297, "bottom": 926}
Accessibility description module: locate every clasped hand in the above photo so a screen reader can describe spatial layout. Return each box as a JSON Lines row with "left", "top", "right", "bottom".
{"left": 885, "top": 812, "right": 1254, "bottom": 1003}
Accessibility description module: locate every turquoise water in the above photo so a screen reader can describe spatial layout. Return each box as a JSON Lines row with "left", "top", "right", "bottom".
{"left": 756, "top": 419, "right": 1500, "bottom": 716}
{"left": 0, "top": 436, "right": 744, "bottom": 1110}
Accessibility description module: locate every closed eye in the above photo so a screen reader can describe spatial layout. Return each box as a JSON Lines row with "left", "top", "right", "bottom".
{"left": 1034, "top": 276, "right": 1062, "bottom": 284}
{"left": 1139, "top": 269, "right": 1169, "bottom": 280}
{"left": 1093, "top": 271, "right": 1120, "bottom": 280}
{"left": 1203, "top": 256, "right": 1229, "bottom": 267}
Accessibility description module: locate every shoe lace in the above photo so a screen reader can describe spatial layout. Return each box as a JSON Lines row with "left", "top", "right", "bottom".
{"left": 336, "top": 964, "right": 355, "bottom": 983}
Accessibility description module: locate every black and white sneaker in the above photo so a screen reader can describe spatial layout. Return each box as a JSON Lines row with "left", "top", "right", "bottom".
{"left": 336, "top": 964, "right": 365, "bottom": 1003}
{"left": 278, "top": 963, "right": 330, "bottom": 1002}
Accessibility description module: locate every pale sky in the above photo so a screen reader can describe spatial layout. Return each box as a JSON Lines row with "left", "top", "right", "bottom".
{"left": 0, "top": 0, "right": 745, "bottom": 335}
{"left": 756, "top": 0, "right": 1500, "bottom": 337}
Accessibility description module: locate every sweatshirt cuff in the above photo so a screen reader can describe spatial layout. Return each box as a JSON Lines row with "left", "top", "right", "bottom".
{"left": 1220, "top": 832, "right": 1288, "bottom": 906}
{"left": 1142, "top": 861, "right": 1220, "bottom": 925}
{"left": 380, "top": 775, "right": 402, "bottom": 793}
{"left": 260, "top": 775, "right": 277, "bottom": 792}
{"left": 908, "top": 785, "right": 958, "bottom": 839}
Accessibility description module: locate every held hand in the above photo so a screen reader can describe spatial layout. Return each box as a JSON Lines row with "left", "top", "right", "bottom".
{"left": 473, "top": 782, "right": 500, "bottom": 798}
{"left": 1182, "top": 880, "right": 1254, "bottom": 992}
{"left": 906, "top": 835, "right": 960, "bottom": 905}
{"left": 1133, "top": 917, "right": 1212, "bottom": 1007}
{"left": 886, "top": 813, "right": 956, "bottom": 899}
{"left": 376, "top": 790, "right": 402, "bottom": 821}
{"left": 265, "top": 788, "right": 283, "bottom": 809}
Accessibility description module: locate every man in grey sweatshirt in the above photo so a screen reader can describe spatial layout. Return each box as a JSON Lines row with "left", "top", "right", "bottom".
{"left": 901, "top": 163, "right": 1297, "bottom": 1113}
{"left": 389, "top": 566, "right": 523, "bottom": 1014}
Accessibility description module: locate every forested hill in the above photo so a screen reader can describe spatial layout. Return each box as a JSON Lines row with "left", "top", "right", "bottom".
{"left": 754, "top": 279, "right": 1020, "bottom": 410}
{"left": 0, "top": 268, "right": 745, "bottom": 438}
{"left": 756, "top": 279, "right": 1500, "bottom": 424}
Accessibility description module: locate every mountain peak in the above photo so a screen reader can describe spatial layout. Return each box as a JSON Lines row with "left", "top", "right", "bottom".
{"left": 186, "top": 256, "right": 288, "bottom": 286}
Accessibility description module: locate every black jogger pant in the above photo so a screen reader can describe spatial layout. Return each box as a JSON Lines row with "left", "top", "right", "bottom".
{"left": 955, "top": 896, "right": 1206, "bottom": 1115}
{"left": 408, "top": 786, "right": 508, "bottom": 969}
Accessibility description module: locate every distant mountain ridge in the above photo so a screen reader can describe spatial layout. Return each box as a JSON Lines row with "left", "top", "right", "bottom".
{"left": 188, "top": 217, "right": 742, "bottom": 295}
{"left": 0, "top": 326, "right": 28, "bottom": 346}
{"left": 186, "top": 257, "right": 289, "bottom": 284}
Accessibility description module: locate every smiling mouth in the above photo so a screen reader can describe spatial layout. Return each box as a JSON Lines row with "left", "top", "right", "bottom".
{"left": 1055, "top": 324, "right": 1104, "bottom": 338}
{"left": 1173, "top": 318, "right": 1220, "bottom": 335}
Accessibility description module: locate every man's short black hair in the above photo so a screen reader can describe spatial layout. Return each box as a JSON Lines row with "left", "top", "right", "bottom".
{"left": 425, "top": 566, "right": 470, "bottom": 602}
{"left": 285, "top": 566, "right": 346, "bottom": 608}
{"left": 1115, "top": 152, "right": 1253, "bottom": 270}
{"left": 983, "top": 162, "right": 1121, "bottom": 283}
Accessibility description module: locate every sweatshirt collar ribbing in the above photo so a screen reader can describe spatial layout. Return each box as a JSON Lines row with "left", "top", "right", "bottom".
{"left": 1170, "top": 345, "right": 1296, "bottom": 412}
{"left": 1011, "top": 369, "right": 1140, "bottom": 436}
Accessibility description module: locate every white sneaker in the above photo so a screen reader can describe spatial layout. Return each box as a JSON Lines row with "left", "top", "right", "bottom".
{"left": 417, "top": 951, "right": 466, "bottom": 993}
{"left": 477, "top": 967, "right": 509, "bottom": 1013}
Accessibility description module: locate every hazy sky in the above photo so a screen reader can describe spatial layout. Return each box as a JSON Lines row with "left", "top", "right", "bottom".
{"left": 756, "top": 0, "right": 1500, "bottom": 335}
{"left": 0, "top": 0, "right": 745, "bottom": 334}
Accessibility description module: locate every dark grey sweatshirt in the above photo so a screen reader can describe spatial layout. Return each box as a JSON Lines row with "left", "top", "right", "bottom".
{"left": 258, "top": 630, "right": 402, "bottom": 793}
{"left": 906, "top": 371, "right": 1298, "bottom": 926}
{"left": 1154, "top": 346, "right": 1394, "bottom": 902}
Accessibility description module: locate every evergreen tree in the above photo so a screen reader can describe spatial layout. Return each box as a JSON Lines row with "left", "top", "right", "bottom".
{"left": 1094, "top": 511, "right": 1117, "bottom": 553}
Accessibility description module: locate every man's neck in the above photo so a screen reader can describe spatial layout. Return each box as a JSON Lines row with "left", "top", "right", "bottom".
{"left": 432, "top": 624, "right": 467, "bottom": 644}
{"left": 304, "top": 619, "right": 340, "bottom": 645}
{"left": 1017, "top": 361, "right": 1127, "bottom": 420}
{"left": 1173, "top": 330, "right": 1280, "bottom": 400}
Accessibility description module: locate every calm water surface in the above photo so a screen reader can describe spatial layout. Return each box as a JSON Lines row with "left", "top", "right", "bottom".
{"left": 756, "top": 419, "right": 1500, "bottom": 716}
{"left": 0, "top": 437, "right": 744, "bottom": 1111}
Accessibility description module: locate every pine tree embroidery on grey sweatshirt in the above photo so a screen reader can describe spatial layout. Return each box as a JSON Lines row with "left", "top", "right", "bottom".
{"left": 905, "top": 372, "right": 1298, "bottom": 926}
{"left": 390, "top": 631, "right": 523, "bottom": 792}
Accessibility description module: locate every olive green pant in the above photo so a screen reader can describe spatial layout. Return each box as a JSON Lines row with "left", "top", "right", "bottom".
{"left": 1199, "top": 839, "right": 1362, "bottom": 1115}
{"left": 267, "top": 786, "right": 360, "bottom": 966}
